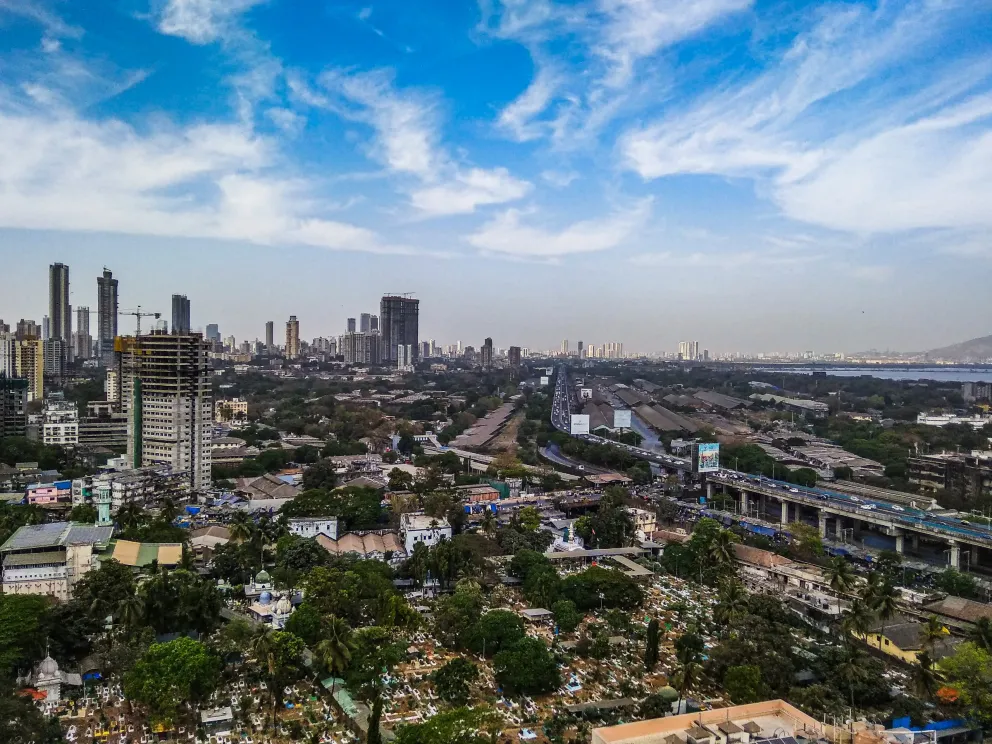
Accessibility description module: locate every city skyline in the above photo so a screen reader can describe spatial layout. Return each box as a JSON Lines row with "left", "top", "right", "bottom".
{"left": 1, "top": 1, "right": 991, "bottom": 351}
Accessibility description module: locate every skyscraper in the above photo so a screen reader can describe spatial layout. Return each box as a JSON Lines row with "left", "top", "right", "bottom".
{"left": 119, "top": 331, "right": 212, "bottom": 490}
{"left": 75, "top": 307, "right": 92, "bottom": 360}
{"left": 380, "top": 295, "right": 419, "bottom": 365}
{"left": 205, "top": 324, "right": 220, "bottom": 343}
{"left": 481, "top": 337, "right": 493, "bottom": 369}
{"left": 265, "top": 321, "right": 274, "bottom": 350}
{"left": 340, "top": 332, "right": 381, "bottom": 365}
{"left": 286, "top": 316, "right": 300, "bottom": 359}
{"left": 360, "top": 313, "right": 372, "bottom": 333}
{"left": 347, "top": 317, "right": 357, "bottom": 333}
{"left": 370, "top": 315, "right": 379, "bottom": 333}
{"left": 577, "top": 340, "right": 584, "bottom": 359}
{"left": 508, "top": 346, "right": 521, "bottom": 367}
{"left": 49, "top": 263, "right": 71, "bottom": 350}
{"left": 561, "top": 339, "right": 569, "bottom": 356}
{"left": 171, "top": 294, "right": 191, "bottom": 334}
{"left": 97, "top": 268, "right": 118, "bottom": 362}
{"left": 15, "top": 338, "right": 44, "bottom": 401}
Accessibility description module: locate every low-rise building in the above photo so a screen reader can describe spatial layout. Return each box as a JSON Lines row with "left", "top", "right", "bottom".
{"left": 908, "top": 451, "right": 992, "bottom": 503}
{"left": 400, "top": 512, "right": 452, "bottom": 553}
{"left": 317, "top": 531, "right": 405, "bottom": 561}
{"left": 42, "top": 399, "right": 78, "bottom": 447}
{"left": 288, "top": 517, "right": 339, "bottom": 540}
{"left": 1, "top": 522, "right": 114, "bottom": 599}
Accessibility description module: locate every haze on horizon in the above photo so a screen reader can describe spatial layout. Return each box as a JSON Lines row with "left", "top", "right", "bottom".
{"left": 1, "top": 0, "right": 991, "bottom": 354}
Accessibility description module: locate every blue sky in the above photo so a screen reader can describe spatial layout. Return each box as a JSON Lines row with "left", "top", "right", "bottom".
{"left": 1, "top": 0, "right": 991, "bottom": 354}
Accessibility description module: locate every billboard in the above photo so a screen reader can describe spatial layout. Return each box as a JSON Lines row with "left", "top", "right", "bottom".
{"left": 570, "top": 414, "right": 590, "bottom": 435}
{"left": 695, "top": 442, "right": 720, "bottom": 473}
{"left": 539, "top": 376, "right": 550, "bottom": 386}
{"left": 613, "top": 409, "right": 632, "bottom": 429}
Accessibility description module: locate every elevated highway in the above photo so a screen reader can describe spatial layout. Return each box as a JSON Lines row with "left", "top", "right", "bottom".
{"left": 553, "top": 365, "right": 992, "bottom": 570}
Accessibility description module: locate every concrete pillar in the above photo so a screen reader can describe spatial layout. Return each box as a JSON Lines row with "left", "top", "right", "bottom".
{"left": 894, "top": 532, "right": 904, "bottom": 554}
{"left": 818, "top": 512, "right": 828, "bottom": 538}
{"left": 949, "top": 540, "right": 961, "bottom": 569}
{"left": 970, "top": 546, "right": 979, "bottom": 568}
{"left": 706, "top": 482, "right": 714, "bottom": 501}
{"left": 741, "top": 490, "right": 750, "bottom": 517}
{"left": 910, "top": 534, "right": 919, "bottom": 551}
{"left": 781, "top": 500, "right": 789, "bottom": 525}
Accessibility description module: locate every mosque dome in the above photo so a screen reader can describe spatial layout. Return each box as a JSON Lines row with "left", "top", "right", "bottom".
{"left": 255, "top": 569, "right": 271, "bottom": 584}
{"left": 275, "top": 596, "right": 292, "bottom": 614}
{"left": 38, "top": 655, "right": 59, "bottom": 677}
{"left": 259, "top": 591, "right": 273, "bottom": 605}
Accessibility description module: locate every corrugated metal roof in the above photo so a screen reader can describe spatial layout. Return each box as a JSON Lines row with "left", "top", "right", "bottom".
{"left": 3, "top": 550, "right": 66, "bottom": 567}
{"left": 0, "top": 522, "right": 112, "bottom": 551}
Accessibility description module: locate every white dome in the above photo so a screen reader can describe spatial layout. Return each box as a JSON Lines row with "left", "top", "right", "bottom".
{"left": 276, "top": 597, "right": 292, "bottom": 614}
{"left": 38, "top": 655, "right": 59, "bottom": 677}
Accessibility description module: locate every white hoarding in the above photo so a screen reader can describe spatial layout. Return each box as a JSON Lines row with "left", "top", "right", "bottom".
{"left": 570, "top": 414, "right": 590, "bottom": 435}
{"left": 613, "top": 409, "right": 632, "bottom": 429}
{"left": 540, "top": 376, "right": 550, "bottom": 386}
{"left": 580, "top": 388, "right": 593, "bottom": 400}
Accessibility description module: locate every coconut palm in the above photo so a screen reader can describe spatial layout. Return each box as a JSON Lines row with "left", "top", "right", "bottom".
{"left": 836, "top": 651, "right": 868, "bottom": 711}
{"left": 673, "top": 660, "right": 702, "bottom": 713}
{"left": 860, "top": 570, "right": 883, "bottom": 606}
{"left": 910, "top": 651, "right": 944, "bottom": 701}
{"left": 714, "top": 579, "right": 749, "bottom": 637}
{"left": 116, "top": 593, "right": 145, "bottom": 635}
{"left": 827, "top": 556, "right": 857, "bottom": 612}
{"left": 708, "top": 528, "right": 737, "bottom": 568}
{"left": 841, "top": 598, "right": 875, "bottom": 647}
{"left": 115, "top": 502, "right": 144, "bottom": 533}
{"left": 968, "top": 617, "right": 992, "bottom": 651}
{"left": 872, "top": 581, "right": 901, "bottom": 650}
{"left": 920, "top": 616, "right": 946, "bottom": 653}
{"left": 480, "top": 510, "right": 497, "bottom": 539}
{"left": 228, "top": 512, "right": 255, "bottom": 544}
{"left": 317, "top": 615, "right": 356, "bottom": 696}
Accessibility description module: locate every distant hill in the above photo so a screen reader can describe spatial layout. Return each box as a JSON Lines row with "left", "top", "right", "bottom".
{"left": 927, "top": 334, "right": 992, "bottom": 363}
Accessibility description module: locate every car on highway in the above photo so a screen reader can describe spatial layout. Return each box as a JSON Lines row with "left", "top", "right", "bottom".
{"left": 789, "top": 488, "right": 799, "bottom": 494}
{"left": 892, "top": 505, "right": 905, "bottom": 512}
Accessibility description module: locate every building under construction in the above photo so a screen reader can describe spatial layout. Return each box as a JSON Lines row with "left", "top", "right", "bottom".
{"left": 116, "top": 331, "right": 212, "bottom": 491}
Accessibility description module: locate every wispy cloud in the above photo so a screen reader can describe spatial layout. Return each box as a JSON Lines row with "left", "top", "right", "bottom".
{"left": 157, "top": 0, "right": 266, "bottom": 45}
{"left": 468, "top": 199, "right": 651, "bottom": 257}
{"left": 307, "top": 68, "right": 532, "bottom": 217}
{"left": 620, "top": 0, "right": 992, "bottom": 234}
{"left": 0, "top": 0, "right": 83, "bottom": 39}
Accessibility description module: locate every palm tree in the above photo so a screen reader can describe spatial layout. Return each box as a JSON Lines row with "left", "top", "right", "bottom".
{"left": 910, "top": 651, "right": 943, "bottom": 701}
{"left": 480, "top": 510, "right": 497, "bottom": 539}
{"left": 317, "top": 616, "right": 356, "bottom": 696}
{"left": 827, "top": 556, "right": 856, "bottom": 612}
{"left": 158, "top": 497, "right": 180, "bottom": 524}
{"left": 872, "top": 582, "right": 901, "bottom": 650}
{"left": 841, "top": 598, "right": 875, "bottom": 647}
{"left": 116, "top": 502, "right": 144, "bottom": 533}
{"left": 116, "top": 593, "right": 145, "bottom": 635}
{"left": 968, "top": 617, "right": 992, "bottom": 651}
{"left": 250, "top": 628, "right": 280, "bottom": 730}
{"left": 920, "top": 616, "right": 946, "bottom": 654}
{"left": 228, "top": 512, "right": 255, "bottom": 544}
{"left": 674, "top": 660, "right": 702, "bottom": 713}
{"left": 836, "top": 651, "right": 867, "bottom": 711}
{"left": 860, "top": 570, "right": 883, "bottom": 606}
{"left": 408, "top": 543, "right": 429, "bottom": 589}
{"left": 714, "top": 579, "right": 748, "bottom": 637}
{"left": 708, "top": 529, "right": 737, "bottom": 568}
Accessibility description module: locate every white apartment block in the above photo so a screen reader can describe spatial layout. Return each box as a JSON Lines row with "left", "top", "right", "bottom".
{"left": 42, "top": 399, "right": 79, "bottom": 447}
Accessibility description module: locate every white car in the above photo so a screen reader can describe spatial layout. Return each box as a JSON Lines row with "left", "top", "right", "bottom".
{"left": 892, "top": 505, "right": 905, "bottom": 512}
{"left": 789, "top": 488, "right": 799, "bottom": 494}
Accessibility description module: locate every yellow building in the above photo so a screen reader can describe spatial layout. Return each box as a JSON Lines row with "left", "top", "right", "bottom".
{"left": 856, "top": 620, "right": 955, "bottom": 664}
{"left": 15, "top": 338, "right": 44, "bottom": 401}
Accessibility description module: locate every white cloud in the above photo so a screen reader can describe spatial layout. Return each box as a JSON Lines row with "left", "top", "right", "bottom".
{"left": 411, "top": 168, "right": 532, "bottom": 216}
{"left": 0, "top": 0, "right": 83, "bottom": 39}
{"left": 314, "top": 68, "right": 530, "bottom": 216}
{"left": 620, "top": 1, "right": 992, "bottom": 234}
{"left": 468, "top": 199, "right": 650, "bottom": 257}
{"left": 540, "top": 169, "right": 579, "bottom": 187}
{"left": 157, "top": 0, "right": 266, "bottom": 45}
{"left": 0, "top": 92, "right": 420, "bottom": 255}
{"left": 497, "top": 65, "right": 561, "bottom": 141}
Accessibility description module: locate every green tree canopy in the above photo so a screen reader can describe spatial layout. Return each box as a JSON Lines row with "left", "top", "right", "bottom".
{"left": 431, "top": 658, "right": 479, "bottom": 706}
{"left": 492, "top": 637, "right": 560, "bottom": 695}
{"left": 466, "top": 609, "right": 525, "bottom": 656}
{"left": 123, "top": 637, "right": 220, "bottom": 724}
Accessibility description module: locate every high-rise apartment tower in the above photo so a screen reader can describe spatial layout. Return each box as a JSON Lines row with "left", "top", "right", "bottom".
{"left": 380, "top": 296, "right": 419, "bottom": 365}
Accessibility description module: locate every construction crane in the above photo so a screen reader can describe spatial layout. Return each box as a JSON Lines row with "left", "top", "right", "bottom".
{"left": 119, "top": 307, "right": 161, "bottom": 336}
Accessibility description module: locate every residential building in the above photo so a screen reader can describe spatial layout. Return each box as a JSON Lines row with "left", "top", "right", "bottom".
{"left": 49, "top": 263, "right": 71, "bottom": 355}
{"left": 592, "top": 699, "right": 831, "bottom": 744}
{"left": 74, "top": 306, "right": 92, "bottom": 360}
{"left": 561, "top": 339, "right": 568, "bottom": 355}
{"left": 916, "top": 412, "right": 992, "bottom": 429}
{"left": 908, "top": 451, "right": 992, "bottom": 503}
{"left": 15, "top": 338, "right": 44, "bottom": 401}
{"left": 341, "top": 331, "right": 381, "bottom": 365}
{"left": 77, "top": 412, "right": 128, "bottom": 449}
{"left": 16, "top": 319, "right": 41, "bottom": 341}
{"left": 396, "top": 343, "right": 413, "bottom": 370}
{"left": 205, "top": 323, "right": 221, "bottom": 343}
{"left": 1, "top": 522, "right": 114, "bottom": 600}
{"left": 400, "top": 512, "right": 451, "bottom": 553}
{"left": 288, "top": 517, "right": 339, "bottom": 540}
{"left": 42, "top": 399, "right": 79, "bottom": 447}
{"left": 577, "top": 340, "right": 584, "bottom": 358}
{"left": 369, "top": 315, "right": 379, "bottom": 333}
{"left": 96, "top": 269, "right": 118, "bottom": 362}
{"left": 43, "top": 338, "right": 68, "bottom": 380}
{"left": 962, "top": 381, "right": 992, "bottom": 402}
{"left": 380, "top": 295, "right": 419, "bottom": 365}
{"left": 171, "top": 294, "right": 191, "bottom": 334}
{"left": 265, "top": 321, "right": 274, "bottom": 350}
{"left": 481, "top": 337, "right": 493, "bottom": 369}
{"left": 215, "top": 398, "right": 249, "bottom": 421}
{"left": 0, "top": 333, "right": 15, "bottom": 377}
{"left": 347, "top": 317, "right": 357, "bottom": 333}
{"left": 285, "top": 316, "right": 300, "bottom": 359}
{"left": 1, "top": 376, "right": 28, "bottom": 438}
{"left": 508, "top": 346, "right": 521, "bottom": 367}
{"left": 857, "top": 618, "right": 958, "bottom": 664}
{"left": 420, "top": 341, "right": 431, "bottom": 359}
{"left": 119, "top": 331, "right": 213, "bottom": 490}
{"left": 359, "top": 313, "right": 372, "bottom": 333}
